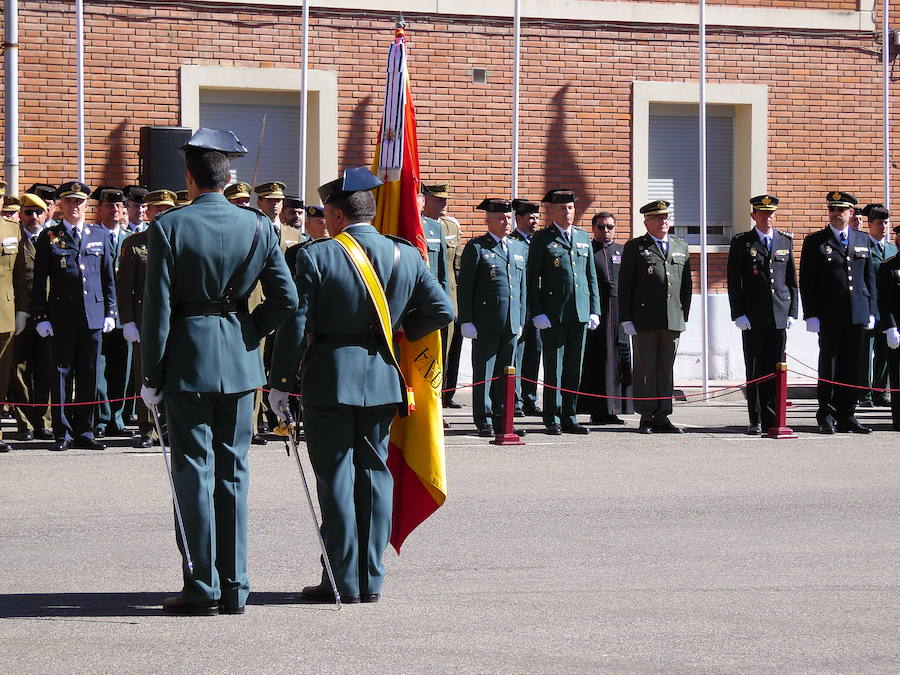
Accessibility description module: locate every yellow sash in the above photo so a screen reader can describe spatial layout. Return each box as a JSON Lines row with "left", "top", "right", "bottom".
{"left": 333, "top": 232, "right": 412, "bottom": 412}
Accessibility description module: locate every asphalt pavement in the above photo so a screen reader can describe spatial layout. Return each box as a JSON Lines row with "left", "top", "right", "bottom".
{"left": 0, "top": 397, "right": 896, "bottom": 673}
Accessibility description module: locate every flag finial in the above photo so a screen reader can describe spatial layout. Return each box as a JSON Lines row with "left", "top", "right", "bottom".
{"left": 395, "top": 13, "right": 406, "bottom": 29}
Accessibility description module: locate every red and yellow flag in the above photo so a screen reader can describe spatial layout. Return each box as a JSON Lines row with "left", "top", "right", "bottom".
{"left": 372, "top": 26, "right": 446, "bottom": 553}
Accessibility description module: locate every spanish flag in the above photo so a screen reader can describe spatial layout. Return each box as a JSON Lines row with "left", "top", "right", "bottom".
{"left": 372, "top": 25, "right": 447, "bottom": 553}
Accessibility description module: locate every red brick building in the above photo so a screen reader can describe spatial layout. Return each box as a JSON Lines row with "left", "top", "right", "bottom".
{"left": 0, "top": 0, "right": 894, "bottom": 377}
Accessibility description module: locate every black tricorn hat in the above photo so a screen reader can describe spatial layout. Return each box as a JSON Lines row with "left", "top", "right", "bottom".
{"left": 317, "top": 167, "right": 383, "bottom": 205}
{"left": 541, "top": 189, "right": 575, "bottom": 204}
{"left": 511, "top": 198, "right": 540, "bottom": 215}
{"left": 476, "top": 198, "right": 512, "bottom": 213}
{"left": 179, "top": 128, "right": 247, "bottom": 158}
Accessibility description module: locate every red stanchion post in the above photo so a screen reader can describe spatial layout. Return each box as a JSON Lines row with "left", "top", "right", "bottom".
{"left": 766, "top": 362, "right": 797, "bottom": 439}
{"left": 491, "top": 366, "right": 525, "bottom": 446}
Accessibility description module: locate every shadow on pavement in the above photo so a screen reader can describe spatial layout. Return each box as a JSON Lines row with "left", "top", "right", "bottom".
{"left": 0, "top": 591, "right": 304, "bottom": 618}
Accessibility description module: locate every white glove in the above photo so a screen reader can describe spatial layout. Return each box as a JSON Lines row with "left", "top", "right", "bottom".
{"left": 734, "top": 315, "right": 751, "bottom": 331}
{"left": 865, "top": 315, "right": 876, "bottom": 331}
{"left": 102, "top": 317, "right": 115, "bottom": 333}
{"left": 588, "top": 314, "right": 600, "bottom": 331}
{"left": 621, "top": 321, "right": 637, "bottom": 336}
{"left": 786, "top": 316, "right": 795, "bottom": 329}
{"left": 140, "top": 384, "right": 163, "bottom": 408}
{"left": 886, "top": 327, "right": 900, "bottom": 350}
{"left": 532, "top": 314, "right": 552, "bottom": 330}
{"left": 36, "top": 321, "right": 54, "bottom": 338}
{"left": 122, "top": 321, "right": 141, "bottom": 343}
{"left": 268, "top": 388, "right": 291, "bottom": 422}
{"left": 805, "top": 317, "right": 820, "bottom": 333}
{"left": 14, "top": 311, "right": 28, "bottom": 335}
{"left": 460, "top": 322, "right": 478, "bottom": 340}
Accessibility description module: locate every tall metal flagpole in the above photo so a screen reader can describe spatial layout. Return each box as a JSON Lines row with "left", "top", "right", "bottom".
{"left": 299, "top": 0, "right": 309, "bottom": 205}
{"left": 512, "top": 0, "right": 521, "bottom": 197}
{"left": 699, "top": 0, "right": 709, "bottom": 394}
{"left": 76, "top": 0, "right": 85, "bottom": 181}
{"left": 4, "top": 0, "right": 19, "bottom": 193}
{"left": 883, "top": 0, "right": 890, "bottom": 208}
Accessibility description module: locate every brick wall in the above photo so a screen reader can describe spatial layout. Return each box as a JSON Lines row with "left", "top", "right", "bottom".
{"left": 643, "top": 0, "right": 858, "bottom": 8}
{"left": 0, "top": 1, "right": 895, "bottom": 295}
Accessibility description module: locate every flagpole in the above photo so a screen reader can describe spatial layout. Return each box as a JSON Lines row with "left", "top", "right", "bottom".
{"left": 883, "top": 0, "right": 890, "bottom": 208}
{"left": 4, "top": 0, "right": 19, "bottom": 194}
{"left": 299, "top": 0, "right": 309, "bottom": 205}
{"left": 76, "top": 0, "right": 85, "bottom": 181}
{"left": 511, "top": 0, "right": 521, "bottom": 197}
{"left": 699, "top": 0, "right": 709, "bottom": 394}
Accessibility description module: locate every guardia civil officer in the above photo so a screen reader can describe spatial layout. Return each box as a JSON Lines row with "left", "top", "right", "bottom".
{"left": 32, "top": 182, "right": 117, "bottom": 451}
{"left": 858, "top": 204, "right": 895, "bottom": 407}
{"left": 726, "top": 195, "right": 798, "bottom": 435}
{"left": 800, "top": 192, "right": 876, "bottom": 434}
{"left": 457, "top": 198, "right": 528, "bottom": 436}
{"left": 618, "top": 200, "right": 692, "bottom": 434}
{"left": 140, "top": 129, "right": 298, "bottom": 615}
{"left": 267, "top": 167, "right": 453, "bottom": 604}
{"left": 876, "top": 221, "right": 900, "bottom": 429}
{"left": 418, "top": 190, "right": 449, "bottom": 293}
{"left": 510, "top": 198, "right": 543, "bottom": 416}
{"left": 526, "top": 189, "right": 601, "bottom": 434}
{"left": 284, "top": 205, "right": 328, "bottom": 276}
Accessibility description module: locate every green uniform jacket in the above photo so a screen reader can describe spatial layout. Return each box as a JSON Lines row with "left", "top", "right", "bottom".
{"left": 440, "top": 215, "right": 462, "bottom": 310}
{"left": 457, "top": 233, "right": 528, "bottom": 334}
{"left": 269, "top": 223, "right": 454, "bottom": 407}
{"left": 526, "top": 224, "right": 601, "bottom": 324}
{"left": 141, "top": 192, "right": 298, "bottom": 393}
{"left": 423, "top": 216, "right": 449, "bottom": 294}
{"left": 618, "top": 234, "right": 692, "bottom": 332}
{"left": 117, "top": 230, "right": 148, "bottom": 329}
{"left": 0, "top": 217, "right": 21, "bottom": 333}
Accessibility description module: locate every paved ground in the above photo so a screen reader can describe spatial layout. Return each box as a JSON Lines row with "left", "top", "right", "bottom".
{"left": 0, "top": 397, "right": 897, "bottom": 673}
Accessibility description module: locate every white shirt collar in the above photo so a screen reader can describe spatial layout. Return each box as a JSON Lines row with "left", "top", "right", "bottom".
{"left": 869, "top": 235, "right": 886, "bottom": 247}
{"left": 648, "top": 234, "right": 668, "bottom": 245}
{"left": 62, "top": 219, "right": 83, "bottom": 236}
{"left": 754, "top": 227, "right": 772, "bottom": 242}
{"left": 554, "top": 223, "right": 572, "bottom": 237}
{"left": 514, "top": 228, "right": 532, "bottom": 240}
{"left": 829, "top": 224, "right": 850, "bottom": 239}
{"left": 487, "top": 231, "right": 507, "bottom": 246}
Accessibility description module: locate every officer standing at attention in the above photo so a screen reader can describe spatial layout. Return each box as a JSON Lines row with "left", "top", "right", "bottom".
{"left": 510, "top": 198, "right": 543, "bottom": 416}
{"left": 0, "top": 191, "right": 21, "bottom": 452}
{"left": 457, "top": 199, "right": 528, "bottom": 436}
{"left": 858, "top": 203, "right": 895, "bottom": 407}
{"left": 618, "top": 200, "right": 692, "bottom": 434}
{"left": 267, "top": 167, "right": 453, "bottom": 604}
{"left": 875, "top": 220, "right": 900, "bottom": 429}
{"left": 526, "top": 189, "right": 600, "bottom": 435}
{"left": 224, "top": 182, "right": 252, "bottom": 207}
{"left": 140, "top": 129, "right": 298, "bottom": 615}
{"left": 122, "top": 186, "right": 148, "bottom": 233}
{"left": 284, "top": 205, "right": 328, "bottom": 276}
{"left": 800, "top": 191, "right": 876, "bottom": 434}
{"left": 31, "top": 181, "right": 117, "bottom": 451}
{"left": 418, "top": 190, "right": 449, "bottom": 293}
{"left": 726, "top": 195, "right": 798, "bottom": 435}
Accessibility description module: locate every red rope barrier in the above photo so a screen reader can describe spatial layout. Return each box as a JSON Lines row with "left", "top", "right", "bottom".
{"left": 786, "top": 369, "right": 900, "bottom": 393}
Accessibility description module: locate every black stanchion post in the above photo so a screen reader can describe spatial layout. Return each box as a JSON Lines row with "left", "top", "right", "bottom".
{"left": 766, "top": 362, "right": 797, "bottom": 439}
{"left": 491, "top": 366, "right": 525, "bottom": 446}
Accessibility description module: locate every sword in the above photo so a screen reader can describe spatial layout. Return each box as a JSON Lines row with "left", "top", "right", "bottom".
{"left": 151, "top": 403, "right": 194, "bottom": 576}
{"left": 274, "top": 411, "right": 342, "bottom": 608}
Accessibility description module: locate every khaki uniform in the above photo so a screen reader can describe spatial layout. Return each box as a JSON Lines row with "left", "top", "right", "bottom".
{"left": 117, "top": 230, "right": 152, "bottom": 437}
{"left": 0, "top": 218, "right": 21, "bottom": 440}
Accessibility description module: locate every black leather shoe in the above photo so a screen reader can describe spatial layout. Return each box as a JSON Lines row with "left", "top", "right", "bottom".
{"left": 477, "top": 425, "right": 494, "bottom": 437}
{"left": 514, "top": 410, "right": 525, "bottom": 418}
{"left": 135, "top": 436, "right": 154, "bottom": 448}
{"left": 50, "top": 440, "right": 69, "bottom": 451}
{"left": 591, "top": 415, "right": 625, "bottom": 425}
{"left": 299, "top": 584, "right": 360, "bottom": 604}
{"left": 36, "top": 429, "right": 54, "bottom": 440}
{"left": 258, "top": 423, "right": 271, "bottom": 434}
{"left": 745, "top": 423, "right": 762, "bottom": 435}
{"left": 545, "top": 424, "right": 562, "bottom": 435}
{"left": 818, "top": 423, "right": 835, "bottom": 435}
{"left": 217, "top": 602, "right": 245, "bottom": 615}
{"left": 106, "top": 427, "right": 135, "bottom": 438}
{"left": 360, "top": 593, "right": 380, "bottom": 603}
{"left": 162, "top": 595, "right": 218, "bottom": 616}
{"left": 251, "top": 434, "right": 268, "bottom": 445}
{"left": 523, "top": 405, "right": 542, "bottom": 416}
{"left": 0, "top": 442, "right": 9, "bottom": 453}
{"left": 873, "top": 395, "right": 891, "bottom": 407}
{"left": 637, "top": 423, "right": 654, "bottom": 434}
{"left": 835, "top": 419, "right": 872, "bottom": 434}
{"left": 72, "top": 437, "right": 106, "bottom": 450}
{"left": 20, "top": 430, "right": 34, "bottom": 441}
{"left": 858, "top": 399, "right": 874, "bottom": 408}
{"left": 94, "top": 428, "right": 106, "bottom": 438}
{"left": 561, "top": 422, "right": 589, "bottom": 435}
{"left": 443, "top": 419, "right": 452, "bottom": 429}
{"left": 443, "top": 399, "right": 462, "bottom": 409}
{"left": 652, "top": 420, "right": 684, "bottom": 434}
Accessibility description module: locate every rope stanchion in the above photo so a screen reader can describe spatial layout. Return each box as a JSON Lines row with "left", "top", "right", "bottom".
{"left": 767, "top": 362, "right": 797, "bottom": 439}
{"left": 490, "top": 366, "right": 524, "bottom": 446}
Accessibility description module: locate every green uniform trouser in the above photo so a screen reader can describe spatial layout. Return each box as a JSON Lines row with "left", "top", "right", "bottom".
{"left": 303, "top": 403, "right": 396, "bottom": 597}
{"left": 165, "top": 390, "right": 254, "bottom": 608}
{"left": 540, "top": 322, "right": 587, "bottom": 426}
{"left": 472, "top": 331, "right": 518, "bottom": 428}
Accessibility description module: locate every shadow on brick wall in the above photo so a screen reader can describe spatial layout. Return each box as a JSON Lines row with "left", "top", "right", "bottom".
{"left": 341, "top": 95, "right": 373, "bottom": 168}
{"left": 545, "top": 85, "right": 592, "bottom": 222}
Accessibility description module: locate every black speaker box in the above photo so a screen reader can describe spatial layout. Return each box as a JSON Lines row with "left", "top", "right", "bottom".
{"left": 139, "top": 126, "right": 193, "bottom": 191}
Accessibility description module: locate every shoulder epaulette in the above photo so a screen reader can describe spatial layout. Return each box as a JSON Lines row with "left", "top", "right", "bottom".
{"left": 385, "top": 234, "right": 417, "bottom": 248}
{"left": 781, "top": 231, "right": 793, "bottom": 238}
{"left": 234, "top": 204, "right": 267, "bottom": 219}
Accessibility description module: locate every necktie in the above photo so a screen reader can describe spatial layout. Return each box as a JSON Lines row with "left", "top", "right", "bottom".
{"left": 109, "top": 231, "right": 116, "bottom": 250}
{"left": 659, "top": 239, "right": 667, "bottom": 257}
{"left": 764, "top": 236, "right": 771, "bottom": 252}
{"left": 72, "top": 227, "right": 81, "bottom": 248}
{"left": 564, "top": 230, "right": 571, "bottom": 246}
{"left": 840, "top": 231, "right": 848, "bottom": 251}
{"left": 878, "top": 242, "right": 885, "bottom": 257}
{"left": 501, "top": 238, "right": 508, "bottom": 255}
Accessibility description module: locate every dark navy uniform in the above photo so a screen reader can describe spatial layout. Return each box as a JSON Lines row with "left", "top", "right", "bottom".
{"left": 727, "top": 214, "right": 797, "bottom": 432}
{"left": 32, "top": 217, "right": 117, "bottom": 445}
{"left": 800, "top": 196, "right": 876, "bottom": 431}
{"left": 875, "top": 249, "right": 900, "bottom": 428}
{"left": 457, "top": 218, "right": 528, "bottom": 432}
